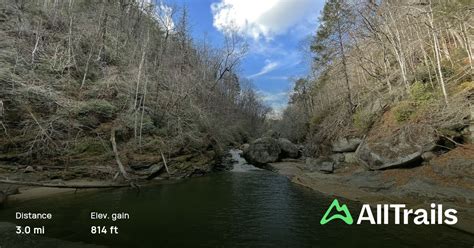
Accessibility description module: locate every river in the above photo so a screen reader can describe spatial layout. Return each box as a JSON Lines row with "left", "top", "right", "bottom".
{"left": 0, "top": 151, "right": 473, "bottom": 247}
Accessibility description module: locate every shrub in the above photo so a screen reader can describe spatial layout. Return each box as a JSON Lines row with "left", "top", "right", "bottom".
{"left": 393, "top": 101, "right": 417, "bottom": 123}
{"left": 353, "top": 109, "right": 375, "bottom": 131}
{"left": 71, "top": 138, "right": 108, "bottom": 156}
{"left": 75, "top": 100, "right": 117, "bottom": 127}
{"left": 122, "top": 113, "right": 156, "bottom": 135}
{"left": 410, "top": 81, "right": 435, "bottom": 103}
{"left": 77, "top": 100, "right": 117, "bottom": 120}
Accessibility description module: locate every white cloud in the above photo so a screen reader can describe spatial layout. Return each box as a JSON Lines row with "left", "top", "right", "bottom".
{"left": 260, "top": 91, "right": 287, "bottom": 102}
{"left": 248, "top": 60, "right": 279, "bottom": 78}
{"left": 139, "top": 1, "right": 176, "bottom": 33}
{"left": 211, "top": 0, "right": 319, "bottom": 40}
{"left": 155, "top": 2, "right": 175, "bottom": 32}
{"left": 257, "top": 90, "right": 289, "bottom": 119}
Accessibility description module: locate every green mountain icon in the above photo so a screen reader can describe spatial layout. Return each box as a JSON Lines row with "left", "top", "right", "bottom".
{"left": 320, "top": 199, "right": 353, "bottom": 225}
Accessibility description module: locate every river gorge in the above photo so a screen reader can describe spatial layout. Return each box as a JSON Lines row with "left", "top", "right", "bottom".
{"left": 0, "top": 151, "right": 473, "bottom": 248}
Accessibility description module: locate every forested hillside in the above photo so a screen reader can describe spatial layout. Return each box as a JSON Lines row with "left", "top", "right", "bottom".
{"left": 277, "top": 0, "right": 473, "bottom": 156}
{"left": 0, "top": 0, "right": 268, "bottom": 178}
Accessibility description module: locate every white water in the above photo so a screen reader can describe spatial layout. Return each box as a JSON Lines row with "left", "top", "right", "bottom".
{"left": 229, "top": 149, "right": 261, "bottom": 172}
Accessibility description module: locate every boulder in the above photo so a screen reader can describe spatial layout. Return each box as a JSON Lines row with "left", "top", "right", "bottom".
{"left": 421, "top": 151, "right": 436, "bottom": 161}
{"left": 329, "top": 153, "right": 345, "bottom": 169}
{"left": 320, "top": 161, "right": 335, "bottom": 174}
{"left": 306, "top": 158, "right": 334, "bottom": 174}
{"left": 145, "top": 164, "right": 166, "bottom": 180}
{"left": 243, "top": 137, "right": 281, "bottom": 165}
{"left": 277, "top": 138, "right": 300, "bottom": 159}
{"left": 356, "top": 125, "right": 438, "bottom": 170}
{"left": 343, "top": 152, "right": 358, "bottom": 164}
{"left": 332, "top": 137, "right": 362, "bottom": 153}
{"left": 330, "top": 153, "right": 345, "bottom": 163}
{"left": 23, "top": 166, "right": 34, "bottom": 173}
{"left": 240, "top": 143, "right": 250, "bottom": 153}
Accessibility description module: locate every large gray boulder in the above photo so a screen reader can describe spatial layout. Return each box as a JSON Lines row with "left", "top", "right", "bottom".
{"left": 243, "top": 137, "right": 281, "bottom": 165}
{"left": 306, "top": 158, "right": 334, "bottom": 174}
{"left": 332, "top": 137, "right": 362, "bottom": 152}
{"left": 277, "top": 138, "right": 300, "bottom": 159}
{"left": 356, "top": 125, "right": 438, "bottom": 170}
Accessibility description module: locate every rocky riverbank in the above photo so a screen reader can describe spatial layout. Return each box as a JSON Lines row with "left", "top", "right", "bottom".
{"left": 238, "top": 135, "right": 474, "bottom": 233}
{"left": 266, "top": 145, "right": 474, "bottom": 234}
{"left": 0, "top": 149, "right": 235, "bottom": 206}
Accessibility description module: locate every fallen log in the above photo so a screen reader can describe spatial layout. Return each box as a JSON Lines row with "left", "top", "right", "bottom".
{"left": 111, "top": 129, "right": 130, "bottom": 180}
{"left": 0, "top": 179, "right": 130, "bottom": 189}
{"left": 161, "top": 152, "right": 171, "bottom": 176}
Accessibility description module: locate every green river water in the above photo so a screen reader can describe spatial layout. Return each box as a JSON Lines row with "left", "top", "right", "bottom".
{"left": 0, "top": 166, "right": 473, "bottom": 247}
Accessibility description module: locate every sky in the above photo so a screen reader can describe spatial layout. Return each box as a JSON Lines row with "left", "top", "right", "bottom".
{"left": 151, "top": 0, "right": 325, "bottom": 115}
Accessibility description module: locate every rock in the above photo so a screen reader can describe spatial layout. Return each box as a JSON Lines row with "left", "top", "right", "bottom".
{"left": 215, "top": 149, "right": 240, "bottom": 172}
{"left": 329, "top": 153, "right": 345, "bottom": 169}
{"left": 421, "top": 151, "right": 436, "bottom": 161}
{"left": 0, "top": 191, "right": 5, "bottom": 207}
{"left": 330, "top": 153, "right": 345, "bottom": 163}
{"left": 466, "top": 101, "right": 474, "bottom": 143}
{"left": 343, "top": 152, "right": 358, "bottom": 164}
{"left": 24, "top": 166, "right": 34, "bottom": 173}
{"left": 278, "top": 138, "right": 300, "bottom": 159}
{"left": 243, "top": 137, "right": 281, "bottom": 165}
{"left": 130, "top": 163, "right": 153, "bottom": 171}
{"left": 145, "top": 164, "right": 165, "bottom": 180}
{"left": 431, "top": 156, "right": 474, "bottom": 179}
{"left": 306, "top": 158, "right": 334, "bottom": 174}
{"left": 240, "top": 143, "right": 250, "bottom": 153}
{"left": 320, "top": 161, "right": 335, "bottom": 174}
{"left": 332, "top": 137, "right": 362, "bottom": 152}
{"left": 356, "top": 125, "right": 438, "bottom": 170}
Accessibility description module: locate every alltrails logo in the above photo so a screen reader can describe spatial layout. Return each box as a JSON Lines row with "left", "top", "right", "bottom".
{"left": 320, "top": 199, "right": 458, "bottom": 225}
{"left": 320, "top": 199, "right": 353, "bottom": 225}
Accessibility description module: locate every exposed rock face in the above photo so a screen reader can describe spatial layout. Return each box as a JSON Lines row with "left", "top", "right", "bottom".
{"left": 277, "top": 138, "right": 300, "bottom": 159}
{"left": 343, "top": 152, "right": 358, "bottom": 164}
{"left": 431, "top": 149, "right": 474, "bottom": 179}
{"left": 0, "top": 191, "right": 5, "bottom": 207}
{"left": 468, "top": 102, "right": 474, "bottom": 143}
{"left": 332, "top": 137, "right": 362, "bottom": 153}
{"left": 243, "top": 137, "right": 281, "bottom": 165}
{"left": 356, "top": 125, "right": 438, "bottom": 170}
{"left": 306, "top": 158, "right": 334, "bottom": 174}
{"left": 243, "top": 137, "right": 301, "bottom": 165}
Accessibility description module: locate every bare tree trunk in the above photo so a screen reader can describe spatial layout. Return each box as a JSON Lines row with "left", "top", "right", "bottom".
{"left": 133, "top": 31, "right": 149, "bottom": 142}
{"left": 160, "top": 152, "right": 170, "bottom": 176}
{"left": 428, "top": 1, "right": 449, "bottom": 105}
{"left": 386, "top": 8, "right": 409, "bottom": 93}
{"left": 31, "top": 26, "right": 41, "bottom": 64}
{"left": 80, "top": 47, "right": 93, "bottom": 90}
{"left": 138, "top": 78, "right": 148, "bottom": 147}
{"left": 337, "top": 21, "right": 354, "bottom": 114}
{"left": 414, "top": 25, "right": 434, "bottom": 88}
{"left": 0, "top": 179, "right": 129, "bottom": 188}
{"left": 461, "top": 22, "right": 473, "bottom": 80}
{"left": 111, "top": 129, "right": 129, "bottom": 180}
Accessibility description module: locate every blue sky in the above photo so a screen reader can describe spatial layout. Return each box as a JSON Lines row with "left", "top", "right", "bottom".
{"left": 152, "top": 0, "right": 325, "bottom": 115}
